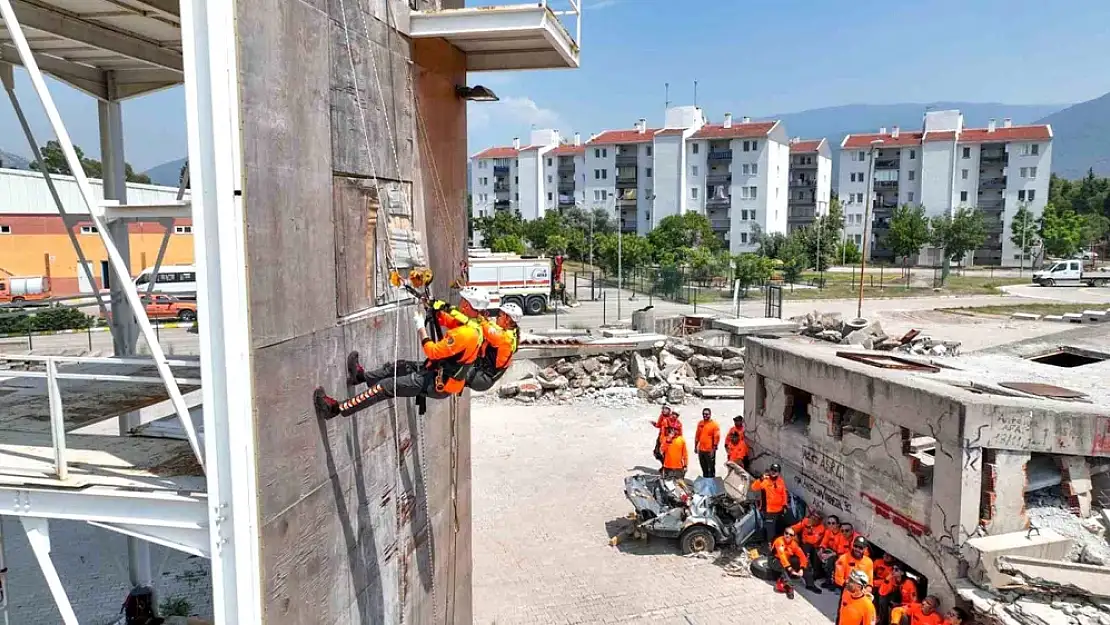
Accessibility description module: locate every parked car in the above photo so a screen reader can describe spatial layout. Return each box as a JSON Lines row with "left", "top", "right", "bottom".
{"left": 1032, "top": 259, "right": 1110, "bottom": 287}
{"left": 621, "top": 463, "right": 807, "bottom": 554}
{"left": 101, "top": 294, "right": 198, "bottom": 322}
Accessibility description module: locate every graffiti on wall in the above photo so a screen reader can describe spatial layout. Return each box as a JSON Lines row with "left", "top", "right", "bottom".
{"left": 1094, "top": 417, "right": 1110, "bottom": 455}
{"left": 801, "top": 445, "right": 847, "bottom": 484}
{"left": 795, "top": 445, "right": 854, "bottom": 515}
{"left": 860, "top": 492, "right": 929, "bottom": 537}
{"left": 793, "top": 472, "right": 854, "bottom": 515}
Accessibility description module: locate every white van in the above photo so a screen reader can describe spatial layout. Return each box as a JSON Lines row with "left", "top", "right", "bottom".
{"left": 134, "top": 264, "right": 198, "bottom": 298}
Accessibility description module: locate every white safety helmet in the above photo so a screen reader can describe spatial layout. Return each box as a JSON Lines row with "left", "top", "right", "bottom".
{"left": 847, "top": 569, "right": 870, "bottom": 587}
{"left": 499, "top": 302, "right": 524, "bottom": 324}
{"left": 458, "top": 286, "right": 490, "bottom": 310}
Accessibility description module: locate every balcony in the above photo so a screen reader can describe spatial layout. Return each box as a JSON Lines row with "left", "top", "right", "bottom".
{"left": 707, "top": 196, "right": 731, "bottom": 208}
{"left": 789, "top": 207, "right": 815, "bottom": 220}
{"left": 874, "top": 158, "right": 900, "bottom": 169}
{"left": 710, "top": 218, "right": 730, "bottom": 231}
{"left": 494, "top": 200, "right": 512, "bottom": 210}
{"left": 980, "top": 150, "right": 1007, "bottom": 163}
{"left": 558, "top": 181, "right": 575, "bottom": 194}
{"left": 617, "top": 197, "right": 638, "bottom": 209}
{"left": 789, "top": 178, "right": 816, "bottom": 188}
{"left": 706, "top": 172, "right": 732, "bottom": 185}
{"left": 494, "top": 165, "right": 510, "bottom": 175}
{"left": 619, "top": 218, "right": 637, "bottom": 233}
{"left": 791, "top": 158, "right": 817, "bottom": 169}
{"left": 615, "top": 154, "right": 638, "bottom": 167}
{"left": 707, "top": 150, "right": 733, "bottom": 163}
{"left": 557, "top": 159, "right": 575, "bottom": 172}
{"left": 874, "top": 180, "right": 899, "bottom": 190}
{"left": 615, "top": 175, "right": 638, "bottom": 189}
{"left": 979, "top": 177, "right": 1007, "bottom": 190}
{"left": 494, "top": 184, "right": 511, "bottom": 193}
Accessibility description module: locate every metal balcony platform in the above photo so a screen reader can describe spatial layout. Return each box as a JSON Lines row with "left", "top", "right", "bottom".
{"left": 410, "top": 2, "right": 580, "bottom": 71}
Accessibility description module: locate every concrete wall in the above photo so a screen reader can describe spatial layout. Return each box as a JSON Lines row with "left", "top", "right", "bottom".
{"left": 237, "top": 1, "right": 469, "bottom": 624}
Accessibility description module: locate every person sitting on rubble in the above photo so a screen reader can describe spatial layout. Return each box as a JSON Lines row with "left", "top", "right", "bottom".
{"left": 891, "top": 594, "right": 943, "bottom": 625}
{"left": 814, "top": 514, "right": 842, "bottom": 580}
{"left": 724, "top": 415, "right": 749, "bottom": 471}
{"left": 467, "top": 302, "right": 523, "bottom": 392}
{"left": 314, "top": 287, "right": 487, "bottom": 419}
{"left": 659, "top": 424, "right": 688, "bottom": 479}
{"left": 790, "top": 510, "right": 827, "bottom": 582}
{"left": 770, "top": 526, "right": 822, "bottom": 599}
{"left": 751, "top": 462, "right": 789, "bottom": 550}
{"left": 650, "top": 405, "right": 682, "bottom": 462}
{"left": 831, "top": 535, "right": 875, "bottom": 598}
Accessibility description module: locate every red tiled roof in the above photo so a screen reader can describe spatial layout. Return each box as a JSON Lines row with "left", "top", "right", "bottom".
{"left": 691, "top": 121, "right": 777, "bottom": 139}
{"left": 789, "top": 139, "right": 824, "bottom": 153}
{"left": 552, "top": 145, "right": 585, "bottom": 155}
{"left": 655, "top": 128, "right": 686, "bottom": 137}
{"left": 923, "top": 130, "right": 958, "bottom": 142}
{"left": 520, "top": 145, "right": 542, "bottom": 151}
{"left": 587, "top": 128, "right": 660, "bottom": 144}
{"left": 958, "top": 125, "right": 1052, "bottom": 143}
{"left": 473, "top": 146, "right": 519, "bottom": 159}
{"left": 841, "top": 131, "right": 924, "bottom": 149}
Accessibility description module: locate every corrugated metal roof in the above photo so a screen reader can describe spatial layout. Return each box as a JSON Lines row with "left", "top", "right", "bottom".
{"left": 0, "top": 167, "right": 187, "bottom": 216}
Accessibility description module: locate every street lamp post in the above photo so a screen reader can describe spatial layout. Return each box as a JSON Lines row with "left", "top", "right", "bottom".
{"left": 857, "top": 139, "right": 884, "bottom": 319}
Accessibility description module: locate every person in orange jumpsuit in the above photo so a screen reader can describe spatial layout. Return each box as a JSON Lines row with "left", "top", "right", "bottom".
{"left": 770, "top": 527, "right": 822, "bottom": 598}
{"left": 876, "top": 564, "right": 918, "bottom": 625}
{"left": 837, "top": 569, "right": 877, "bottom": 625}
{"left": 694, "top": 408, "right": 721, "bottom": 478}
{"left": 873, "top": 552, "right": 895, "bottom": 588}
{"left": 790, "top": 511, "right": 827, "bottom": 592}
{"left": 818, "top": 519, "right": 856, "bottom": 586}
{"left": 751, "top": 462, "right": 789, "bottom": 549}
{"left": 467, "top": 302, "right": 522, "bottom": 392}
{"left": 315, "top": 288, "right": 485, "bottom": 418}
{"left": 891, "top": 595, "right": 943, "bottom": 625}
{"left": 723, "top": 415, "right": 749, "bottom": 470}
{"left": 650, "top": 405, "right": 682, "bottom": 462}
{"left": 833, "top": 536, "right": 875, "bottom": 601}
{"left": 660, "top": 425, "right": 688, "bottom": 479}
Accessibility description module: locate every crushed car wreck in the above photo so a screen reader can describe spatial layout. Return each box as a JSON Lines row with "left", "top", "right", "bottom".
{"left": 622, "top": 462, "right": 807, "bottom": 554}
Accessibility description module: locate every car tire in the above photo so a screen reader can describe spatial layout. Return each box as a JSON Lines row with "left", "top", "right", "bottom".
{"left": 679, "top": 525, "right": 717, "bottom": 555}
{"left": 524, "top": 295, "right": 546, "bottom": 316}
{"left": 11, "top": 297, "right": 24, "bottom": 304}
{"left": 750, "top": 555, "right": 777, "bottom": 581}
{"left": 1044, "top": 278, "right": 1055, "bottom": 287}
{"left": 178, "top": 310, "right": 197, "bottom": 322}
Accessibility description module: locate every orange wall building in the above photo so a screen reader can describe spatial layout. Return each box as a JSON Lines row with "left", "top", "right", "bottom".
{"left": 0, "top": 167, "right": 195, "bottom": 295}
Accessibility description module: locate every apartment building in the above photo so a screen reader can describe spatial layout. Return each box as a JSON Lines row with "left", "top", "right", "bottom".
{"left": 584, "top": 118, "right": 662, "bottom": 234}
{"left": 839, "top": 110, "right": 1052, "bottom": 266}
{"left": 471, "top": 130, "right": 586, "bottom": 222}
{"left": 786, "top": 138, "right": 832, "bottom": 233}
{"left": 471, "top": 143, "right": 519, "bottom": 219}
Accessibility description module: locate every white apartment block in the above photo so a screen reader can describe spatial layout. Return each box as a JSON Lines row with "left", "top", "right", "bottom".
{"left": 786, "top": 138, "right": 832, "bottom": 234}
{"left": 584, "top": 117, "right": 663, "bottom": 235}
{"left": 838, "top": 110, "right": 1052, "bottom": 267}
{"left": 471, "top": 130, "right": 586, "bottom": 223}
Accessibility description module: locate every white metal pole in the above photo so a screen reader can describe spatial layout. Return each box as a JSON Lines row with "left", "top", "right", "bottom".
{"left": 45, "top": 359, "right": 67, "bottom": 480}
{"left": 0, "top": 0, "right": 204, "bottom": 470}
{"left": 20, "top": 518, "right": 78, "bottom": 625}
{"left": 0, "top": 516, "right": 9, "bottom": 625}
{"left": 617, "top": 197, "right": 623, "bottom": 320}
{"left": 181, "top": 0, "right": 263, "bottom": 621}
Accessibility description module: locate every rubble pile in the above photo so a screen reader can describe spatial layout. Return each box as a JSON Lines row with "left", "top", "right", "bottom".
{"left": 494, "top": 338, "right": 745, "bottom": 406}
{"left": 1027, "top": 491, "right": 1110, "bottom": 566}
{"left": 796, "top": 311, "right": 962, "bottom": 356}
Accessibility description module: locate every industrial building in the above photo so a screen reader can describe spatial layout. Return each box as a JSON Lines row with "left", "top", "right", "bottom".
{"left": 0, "top": 167, "right": 191, "bottom": 295}
{"left": 838, "top": 110, "right": 1052, "bottom": 266}
{"left": 742, "top": 327, "right": 1108, "bottom": 610}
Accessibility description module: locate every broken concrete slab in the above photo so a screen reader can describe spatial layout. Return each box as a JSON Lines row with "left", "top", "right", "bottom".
{"left": 965, "top": 528, "right": 1074, "bottom": 589}
{"left": 1084, "top": 310, "right": 1107, "bottom": 322}
{"left": 1043, "top": 314, "right": 1066, "bottom": 322}
{"left": 1011, "top": 312, "right": 1042, "bottom": 321}
{"left": 1064, "top": 313, "right": 1085, "bottom": 323}
{"left": 692, "top": 386, "right": 744, "bottom": 399}
{"left": 997, "top": 555, "right": 1110, "bottom": 599}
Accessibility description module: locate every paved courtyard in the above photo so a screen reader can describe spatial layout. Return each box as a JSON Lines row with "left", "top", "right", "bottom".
{"left": 471, "top": 399, "right": 839, "bottom": 625}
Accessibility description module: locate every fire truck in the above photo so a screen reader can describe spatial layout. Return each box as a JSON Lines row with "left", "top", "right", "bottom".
{"left": 465, "top": 249, "right": 555, "bottom": 315}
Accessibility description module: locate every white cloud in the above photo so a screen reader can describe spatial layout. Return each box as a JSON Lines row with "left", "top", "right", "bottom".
{"left": 587, "top": 0, "right": 624, "bottom": 10}
{"left": 469, "top": 96, "right": 564, "bottom": 131}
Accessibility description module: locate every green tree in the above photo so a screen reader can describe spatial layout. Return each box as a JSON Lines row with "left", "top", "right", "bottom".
{"left": 30, "top": 140, "right": 150, "bottom": 183}
{"left": 930, "top": 207, "right": 986, "bottom": 283}
{"left": 522, "top": 211, "right": 565, "bottom": 252}
{"left": 545, "top": 233, "right": 569, "bottom": 255}
{"left": 756, "top": 231, "right": 788, "bottom": 259}
{"left": 836, "top": 240, "right": 862, "bottom": 265}
{"left": 887, "top": 204, "right": 931, "bottom": 270}
{"left": 778, "top": 232, "right": 809, "bottom": 283}
{"left": 797, "top": 197, "right": 844, "bottom": 271}
{"left": 1081, "top": 213, "right": 1110, "bottom": 252}
{"left": 733, "top": 253, "right": 774, "bottom": 291}
{"left": 491, "top": 234, "right": 525, "bottom": 254}
{"left": 1009, "top": 204, "right": 1039, "bottom": 266}
{"left": 473, "top": 210, "right": 525, "bottom": 249}
{"left": 1039, "top": 202, "right": 1085, "bottom": 259}
{"left": 647, "top": 213, "right": 721, "bottom": 261}
{"left": 596, "top": 233, "right": 653, "bottom": 277}
{"left": 688, "top": 246, "right": 718, "bottom": 284}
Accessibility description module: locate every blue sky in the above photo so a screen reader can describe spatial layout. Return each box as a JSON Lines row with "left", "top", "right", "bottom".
{"left": 2, "top": 0, "right": 1109, "bottom": 170}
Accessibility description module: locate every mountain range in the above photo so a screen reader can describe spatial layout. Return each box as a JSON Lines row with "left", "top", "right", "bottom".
{"left": 4, "top": 94, "right": 1109, "bottom": 185}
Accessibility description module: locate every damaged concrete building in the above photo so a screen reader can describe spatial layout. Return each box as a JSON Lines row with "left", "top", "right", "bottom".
{"left": 742, "top": 324, "right": 1110, "bottom": 621}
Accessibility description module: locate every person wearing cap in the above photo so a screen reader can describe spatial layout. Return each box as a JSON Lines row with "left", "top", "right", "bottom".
{"left": 314, "top": 286, "right": 487, "bottom": 419}
{"left": 770, "top": 526, "right": 822, "bottom": 598}
{"left": 837, "top": 569, "right": 877, "bottom": 625}
{"left": 467, "top": 302, "right": 522, "bottom": 392}
{"left": 751, "top": 461, "right": 789, "bottom": 549}
{"left": 650, "top": 406, "right": 682, "bottom": 463}
{"left": 833, "top": 535, "right": 875, "bottom": 592}
{"left": 724, "top": 415, "right": 749, "bottom": 470}
{"left": 660, "top": 424, "right": 688, "bottom": 479}
{"left": 694, "top": 407, "right": 721, "bottom": 478}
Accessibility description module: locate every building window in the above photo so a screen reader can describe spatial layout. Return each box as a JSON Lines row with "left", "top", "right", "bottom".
{"left": 752, "top": 163, "right": 758, "bottom": 174}
{"left": 855, "top": 234, "right": 863, "bottom": 245}
{"left": 961, "top": 169, "right": 969, "bottom": 180}
{"left": 1018, "top": 190, "right": 1026, "bottom": 201}
{"left": 908, "top": 170, "right": 915, "bottom": 181}
{"left": 547, "top": 175, "right": 552, "bottom": 183}
{"left": 740, "top": 232, "right": 749, "bottom": 244}
{"left": 691, "top": 187, "right": 698, "bottom": 199}
{"left": 646, "top": 167, "right": 653, "bottom": 178}
{"left": 0, "top": 225, "right": 10, "bottom": 234}
{"left": 962, "top": 147, "right": 971, "bottom": 159}
{"left": 856, "top": 193, "right": 864, "bottom": 203}
{"left": 858, "top": 151, "right": 866, "bottom": 162}
{"left": 960, "top": 191, "right": 968, "bottom": 202}
{"left": 1020, "top": 167, "right": 1028, "bottom": 178}
{"left": 547, "top": 158, "right": 552, "bottom": 166}
{"left": 646, "top": 146, "right": 652, "bottom": 156}
{"left": 692, "top": 143, "right": 699, "bottom": 154}
{"left": 1028, "top": 189, "right": 1036, "bottom": 201}
{"left": 515, "top": 193, "right": 519, "bottom": 200}
{"left": 742, "top": 163, "right": 750, "bottom": 175}
{"left": 174, "top": 225, "right": 193, "bottom": 234}
{"left": 1031, "top": 144, "right": 1039, "bottom": 156}
{"left": 515, "top": 176, "right": 519, "bottom": 184}
{"left": 80, "top": 226, "right": 98, "bottom": 234}
{"left": 594, "top": 169, "right": 601, "bottom": 180}
{"left": 908, "top": 192, "right": 914, "bottom": 202}
{"left": 1028, "top": 166, "right": 1037, "bottom": 179}
{"left": 752, "top": 140, "right": 759, "bottom": 151}
{"left": 692, "top": 165, "right": 699, "bottom": 176}
{"left": 594, "top": 149, "right": 600, "bottom": 158}
{"left": 600, "top": 190, "right": 607, "bottom": 200}
{"left": 547, "top": 193, "right": 553, "bottom": 201}
{"left": 909, "top": 149, "right": 916, "bottom": 160}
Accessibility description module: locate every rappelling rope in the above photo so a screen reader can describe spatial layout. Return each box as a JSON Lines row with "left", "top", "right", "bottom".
{"left": 333, "top": 4, "right": 427, "bottom": 624}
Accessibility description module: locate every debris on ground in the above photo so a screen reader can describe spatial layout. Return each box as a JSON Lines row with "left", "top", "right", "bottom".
{"left": 796, "top": 310, "right": 962, "bottom": 356}
{"left": 716, "top": 549, "right": 754, "bottom": 578}
{"left": 491, "top": 337, "right": 744, "bottom": 405}
{"left": 1027, "top": 490, "right": 1110, "bottom": 565}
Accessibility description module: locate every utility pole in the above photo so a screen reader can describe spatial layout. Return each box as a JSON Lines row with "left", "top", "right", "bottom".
{"left": 857, "top": 139, "right": 883, "bottom": 319}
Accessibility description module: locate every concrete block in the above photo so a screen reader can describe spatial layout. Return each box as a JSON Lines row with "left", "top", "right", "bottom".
{"left": 1084, "top": 310, "right": 1107, "bottom": 322}
{"left": 1059, "top": 456, "right": 1093, "bottom": 517}
{"left": 997, "top": 555, "right": 1110, "bottom": 599}
{"left": 1010, "top": 312, "right": 1042, "bottom": 321}
{"left": 1043, "top": 314, "right": 1066, "bottom": 322}
{"left": 692, "top": 386, "right": 745, "bottom": 399}
{"left": 965, "top": 528, "right": 1074, "bottom": 589}
{"left": 1063, "top": 312, "right": 1085, "bottom": 323}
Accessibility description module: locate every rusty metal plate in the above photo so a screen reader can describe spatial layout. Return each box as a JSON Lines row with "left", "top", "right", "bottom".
{"left": 998, "top": 381, "right": 1088, "bottom": 399}
{"left": 837, "top": 351, "right": 941, "bottom": 373}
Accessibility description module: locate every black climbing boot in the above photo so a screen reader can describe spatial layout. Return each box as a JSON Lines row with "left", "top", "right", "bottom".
{"left": 346, "top": 351, "right": 366, "bottom": 387}
{"left": 314, "top": 387, "right": 340, "bottom": 419}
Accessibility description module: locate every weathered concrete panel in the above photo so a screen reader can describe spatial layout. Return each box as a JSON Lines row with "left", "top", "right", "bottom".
{"left": 333, "top": 177, "right": 382, "bottom": 315}
{"left": 239, "top": 0, "right": 336, "bottom": 349}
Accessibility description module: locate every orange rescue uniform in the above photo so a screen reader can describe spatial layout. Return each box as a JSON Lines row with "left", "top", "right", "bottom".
{"left": 695, "top": 418, "right": 721, "bottom": 453}
{"left": 420, "top": 319, "right": 483, "bottom": 395}
{"left": 652, "top": 413, "right": 683, "bottom": 444}
{"left": 790, "top": 519, "right": 826, "bottom": 548}
{"left": 834, "top": 553, "right": 875, "bottom": 588}
{"left": 873, "top": 559, "right": 893, "bottom": 586}
{"left": 891, "top": 603, "right": 943, "bottom": 625}
{"left": 751, "top": 475, "right": 789, "bottom": 514}
{"left": 661, "top": 435, "right": 688, "bottom": 471}
{"left": 479, "top": 318, "right": 519, "bottom": 370}
{"left": 772, "top": 536, "right": 808, "bottom": 570}
{"left": 838, "top": 593, "right": 878, "bottom": 625}
{"left": 724, "top": 425, "right": 748, "bottom": 463}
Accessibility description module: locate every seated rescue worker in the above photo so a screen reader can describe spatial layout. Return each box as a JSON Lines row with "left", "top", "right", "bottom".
{"left": 891, "top": 595, "right": 943, "bottom": 625}
{"left": 650, "top": 405, "right": 681, "bottom": 462}
{"left": 873, "top": 552, "right": 896, "bottom": 587}
{"left": 724, "top": 415, "right": 749, "bottom": 470}
{"left": 876, "top": 564, "right": 918, "bottom": 625}
{"left": 770, "top": 527, "right": 821, "bottom": 598}
{"left": 790, "top": 510, "right": 826, "bottom": 593}
{"left": 815, "top": 514, "right": 842, "bottom": 581}
{"left": 942, "top": 607, "right": 970, "bottom": 625}
{"left": 832, "top": 535, "right": 875, "bottom": 595}
{"left": 467, "top": 302, "right": 523, "bottom": 392}
{"left": 314, "top": 287, "right": 486, "bottom": 419}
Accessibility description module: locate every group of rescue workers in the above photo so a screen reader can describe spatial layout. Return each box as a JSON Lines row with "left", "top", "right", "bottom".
{"left": 647, "top": 406, "right": 973, "bottom": 625}
{"left": 314, "top": 285, "right": 520, "bottom": 418}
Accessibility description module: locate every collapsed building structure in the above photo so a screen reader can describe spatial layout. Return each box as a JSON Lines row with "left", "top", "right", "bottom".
{"left": 742, "top": 324, "right": 1110, "bottom": 622}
